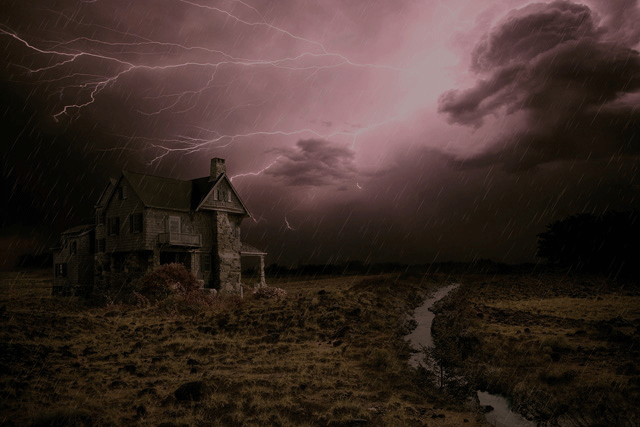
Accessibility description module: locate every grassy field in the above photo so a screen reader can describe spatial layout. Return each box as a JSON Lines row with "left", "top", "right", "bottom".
{"left": 430, "top": 273, "right": 640, "bottom": 426}
{"left": 0, "top": 269, "right": 489, "bottom": 426}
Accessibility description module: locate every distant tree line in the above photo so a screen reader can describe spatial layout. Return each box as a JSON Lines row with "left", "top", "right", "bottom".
{"left": 537, "top": 211, "right": 640, "bottom": 276}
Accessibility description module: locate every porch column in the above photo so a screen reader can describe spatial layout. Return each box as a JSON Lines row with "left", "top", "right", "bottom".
{"left": 259, "top": 255, "right": 266, "bottom": 288}
{"left": 152, "top": 247, "right": 160, "bottom": 268}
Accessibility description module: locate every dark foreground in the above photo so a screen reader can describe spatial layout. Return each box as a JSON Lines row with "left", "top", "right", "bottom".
{"left": 0, "top": 270, "right": 487, "bottom": 426}
{"left": 431, "top": 273, "right": 640, "bottom": 426}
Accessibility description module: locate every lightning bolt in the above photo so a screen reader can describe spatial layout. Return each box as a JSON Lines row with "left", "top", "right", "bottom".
{"left": 230, "top": 156, "right": 283, "bottom": 181}
{"left": 1, "top": 1, "right": 410, "bottom": 164}
{"left": 284, "top": 217, "right": 296, "bottom": 231}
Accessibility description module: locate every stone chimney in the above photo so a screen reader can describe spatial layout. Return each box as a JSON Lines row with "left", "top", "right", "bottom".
{"left": 210, "top": 158, "right": 226, "bottom": 181}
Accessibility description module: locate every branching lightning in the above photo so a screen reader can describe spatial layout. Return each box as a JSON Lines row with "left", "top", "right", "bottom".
{"left": 1, "top": 1, "right": 411, "bottom": 169}
{"left": 230, "top": 156, "right": 283, "bottom": 181}
{"left": 284, "top": 217, "right": 296, "bottom": 231}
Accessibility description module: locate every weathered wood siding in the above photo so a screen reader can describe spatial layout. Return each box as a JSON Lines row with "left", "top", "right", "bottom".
{"left": 199, "top": 178, "right": 247, "bottom": 214}
{"left": 101, "top": 178, "right": 146, "bottom": 253}
{"left": 53, "top": 230, "right": 94, "bottom": 295}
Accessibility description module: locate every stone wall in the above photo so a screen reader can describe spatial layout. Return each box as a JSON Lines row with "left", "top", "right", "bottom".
{"left": 214, "top": 211, "right": 243, "bottom": 293}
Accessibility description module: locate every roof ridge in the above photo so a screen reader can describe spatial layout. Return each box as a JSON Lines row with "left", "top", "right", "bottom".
{"left": 123, "top": 169, "right": 207, "bottom": 183}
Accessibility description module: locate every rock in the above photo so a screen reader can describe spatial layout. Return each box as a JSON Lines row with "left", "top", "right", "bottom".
{"left": 122, "top": 364, "right": 137, "bottom": 374}
{"left": 136, "top": 404, "right": 147, "bottom": 418}
{"left": 174, "top": 381, "right": 210, "bottom": 402}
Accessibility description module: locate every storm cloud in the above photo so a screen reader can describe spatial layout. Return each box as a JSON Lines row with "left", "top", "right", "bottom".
{"left": 265, "top": 139, "right": 358, "bottom": 187}
{"left": 2, "top": 0, "right": 639, "bottom": 268}
{"left": 438, "top": 0, "right": 640, "bottom": 170}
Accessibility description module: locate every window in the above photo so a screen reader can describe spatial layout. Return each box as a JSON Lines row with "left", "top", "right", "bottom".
{"left": 55, "top": 263, "right": 67, "bottom": 278}
{"left": 107, "top": 217, "right": 120, "bottom": 236}
{"left": 70, "top": 241, "right": 77, "bottom": 255}
{"left": 96, "top": 210, "right": 106, "bottom": 225}
{"left": 213, "top": 189, "right": 219, "bottom": 200}
{"left": 97, "top": 238, "right": 106, "bottom": 253}
{"left": 201, "top": 253, "right": 211, "bottom": 272}
{"left": 129, "top": 213, "right": 143, "bottom": 233}
{"left": 117, "top": 185, "right": 127, "bottom": 200}
{"left": 227, "top": 191, "right": 232, "bottom": 202}
{"left": 168, "top": 216, "right": 180, "bottom": 234}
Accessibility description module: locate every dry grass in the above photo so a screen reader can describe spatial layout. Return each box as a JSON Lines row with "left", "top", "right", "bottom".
{"left": 431, "top": 273, "right": 640, "bottom": 425}
{"left": 0, "top": 269, "right": 489, "bottom": 426}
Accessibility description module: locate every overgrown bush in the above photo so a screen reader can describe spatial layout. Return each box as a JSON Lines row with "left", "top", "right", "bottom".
{"left": 134, "top": 263, "right": 224, "bottom": 313}
{"left": 251, "top": 286, "right": 287, "bottom": 300}
{"left": 138, "top": 262, "right": 201, "bottom": 302}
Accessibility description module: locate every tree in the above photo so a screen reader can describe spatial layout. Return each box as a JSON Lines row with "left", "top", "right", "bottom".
{"left": 537, "top": 211, "right": 640, "bottom": 276}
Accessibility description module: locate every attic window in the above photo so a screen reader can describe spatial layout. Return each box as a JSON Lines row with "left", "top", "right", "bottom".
{"left": 117, "top": 185, "right": 127, "bottom": 200}
{"left": 213, "top": 189, "right": 219, "bottom": 200}
{"left": 70, "top": 241, "right": 77, "bottom": 255}
{"left": 227, "top": 192, "right": 232, "bottom": 202}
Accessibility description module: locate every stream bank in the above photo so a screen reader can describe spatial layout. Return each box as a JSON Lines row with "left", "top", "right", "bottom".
{"left": 406, "top": 283, "right": 536, "bottom": 427}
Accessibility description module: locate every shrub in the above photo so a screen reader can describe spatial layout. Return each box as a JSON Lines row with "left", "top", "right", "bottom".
{"left": 140, "top": 263, "right": 201, "bottom": 302}
{"left": 252, "top": 286, "right": 287, "bottom": 300}
{"left": 133, "top": 263, "right": 224, "bottom": 313}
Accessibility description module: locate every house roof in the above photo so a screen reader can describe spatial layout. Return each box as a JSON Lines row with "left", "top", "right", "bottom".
{"left": 120, "top": 169, "right": 248, "bottom": 215}
{"left": 123, "top": 170, "right": 196, "bottom": 212}
{"left": 61, "top": 224, "right": 94, "bottom": 236}
{"left": 240, "top": 242, "right": 267, "bottom": 255}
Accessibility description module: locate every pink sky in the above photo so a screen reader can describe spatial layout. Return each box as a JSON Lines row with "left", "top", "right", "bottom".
{"left": 1, "top": 0, "right": 639, "bottom": 266}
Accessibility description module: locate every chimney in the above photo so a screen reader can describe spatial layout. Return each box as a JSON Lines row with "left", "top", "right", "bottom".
{"left": 210, "top": 158, "right": 226, "bottom": 181}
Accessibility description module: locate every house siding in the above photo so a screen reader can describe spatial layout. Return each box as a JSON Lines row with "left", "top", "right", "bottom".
{"left": 53, "top": 229, "right": 94, "bottom": 295}
{"left": 55, "top": 158, "right": 263, "bottom": 296}
{"left": 102, "top": 179, "right": 146, "bottom": 254}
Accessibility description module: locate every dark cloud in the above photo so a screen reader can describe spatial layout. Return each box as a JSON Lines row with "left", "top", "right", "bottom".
{"left": 470, "top": 1, "right": 598, "bottom": 72}
{"left": 438, "top": 0, "right": 640, "bottom": 170}
{"left": 265, "top": 139, "right": 357, "bottom": 186}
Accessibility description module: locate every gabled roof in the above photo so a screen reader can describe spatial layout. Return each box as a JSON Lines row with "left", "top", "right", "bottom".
{"left": 116, "top": 169, "right": 249, "bottom": 215}
{"left": 195, "top": 173, "right": 250, "bottom": 216}
{"left": 95, "top": 179, "right": 117, "bottom": 208}
{"left": 123, "top": 170, "right": 194, "bottom": 212}
{"left": 61, "top": 224, "right": 94, "bottom": 236}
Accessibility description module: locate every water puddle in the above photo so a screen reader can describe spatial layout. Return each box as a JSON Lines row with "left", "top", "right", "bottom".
{"left": 477, "top": 391, "right": 536, "bottom": 427}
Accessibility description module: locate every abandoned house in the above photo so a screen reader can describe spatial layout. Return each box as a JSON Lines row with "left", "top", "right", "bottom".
{"left": 52, "top": 158, "right": 266, "bottom": 296}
